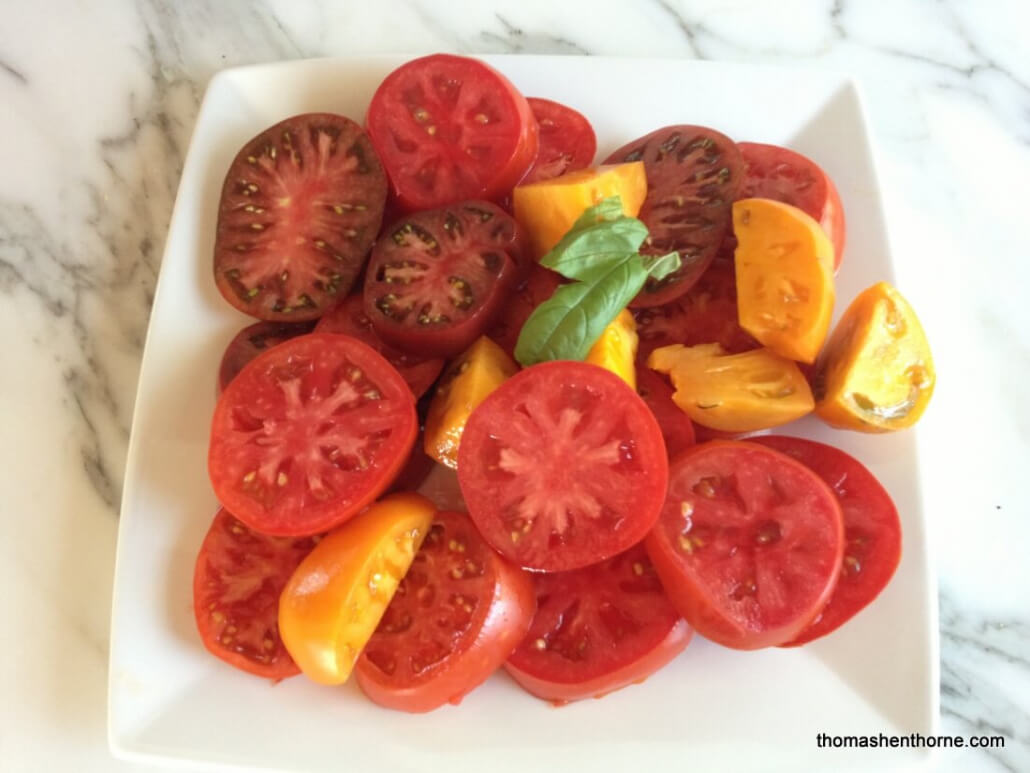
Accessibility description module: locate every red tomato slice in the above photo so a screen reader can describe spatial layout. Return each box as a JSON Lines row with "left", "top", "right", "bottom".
{"left": 522, "top": 98, "right": 597, "bottom": 184}
{"left": 635, "top": 366, "right": 695, "bottom": 457}
{"left": 214, "top": 113, "right": 387, "bottom": 321}
{"left": 217, "top": 321, "right": 314, "bottom": 393}
{"left": 209, "top": 333, "right": 417, "bottom": 536}
{"left": 193, "top": 508, "right": 317, "bottom": 679}
{"left": 364, "top": 201, "right": 527, "bottom": 358}
{"left": 737, "top": 142, "right": 846, "bottom": 269}
{"left": 356, "top": 511, "right": 535, "bottom": 712}
{"left": 605, "top": 125, "right": 744, "bottom": 307}
{"left": 505, "top": 543, "right": 691, "bottom": 703}
{"left": 645, "top": 441, "right": 844, "bottom": 649}
{"left": 457, "top": 361, "right": 668, "bottom": 572}
{"left": 315, "top": 294, "right": 443, "bottom": 398}
{"left": 746, "top": 436, "right": 902, "bottom": 645}
{"left": 485, "top": 264, "right": 562, "bottom": 356}
{"left": 366, "top": 54, "right": 538, "bottom": 212}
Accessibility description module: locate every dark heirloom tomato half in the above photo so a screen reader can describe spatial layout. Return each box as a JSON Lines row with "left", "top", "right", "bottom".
{"left": 214, "top": 113, "right": 387, "bottom": 321}
{"left": 522, "top": 97, "right": 597, "bottom": 184}
{"left": 356, "top": 511, "right": 535, "bottom": 712}
{"left": 605, "top": 125, "right": 743, "bottom": 307}
{"left": 457, "top": 361, "right": 668, "bottom": 572}
{"left": 747, "top": 436, "right": 902, "bottom": 645}
{"left": 645, "top": 441, "right": 844, "bottom": 649}
{"left": 485, "top": 264, "right": 563, "bottom": 356}
{"left": 316, "top": 294, "right": 444, "bottom": 398}
{"left": 217, "top": 320, "right": 315, "bottom": 392}
{"left": 364, "top": 201, "right": 527, "bottom": 358}
{"left": 366, "top": 54, "right": 538, "bottom": 212}
{"left": 193, "top": 509, "right": 317, "bottom": 679}
{"left": 208, "top": 333, "right": 417, "bottom": 536}
{"left": 635, "top": 366, "right": 695, "bottom": 458}
{"left": 505, "top": 543, "right": 691, "bottom": 703}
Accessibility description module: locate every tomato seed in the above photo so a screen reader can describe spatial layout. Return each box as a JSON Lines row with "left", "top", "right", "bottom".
{"left": 533, "top": 638, "right": 547, "bottom": 651}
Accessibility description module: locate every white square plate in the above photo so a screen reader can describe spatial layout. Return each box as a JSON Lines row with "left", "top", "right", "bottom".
{"left": 109, "top": 55, "right": 938, "bottom": 772}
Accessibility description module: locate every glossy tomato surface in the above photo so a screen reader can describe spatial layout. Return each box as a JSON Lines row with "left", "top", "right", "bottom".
{"left": 366, "top": 54, "right": 538, "bottom": 211}
{"left": 217, "top": 320, "right": 315, "bottom": 392}
{"left": 458, "top": 361, "right": 668, "bottom": 572}
{"left": 635, "top": 365, "right": 695, "bottom": 458}
{"left": 646, "top": 441, "right": 844, "bottom": 649}
{"left": 505, "top": 543, "right": 691, "bottom": 703}
{"left": 356, "top": 511, "right": 535, "bottom": 712}
{"left": 522, "top": 97, "right": 597, "bottom": 184}
{"left": 747, "top": 436, "right": 902, "bottom": 645}
{"left": 214, "top": 113, "right": 387, "bottom": 321}
{"left": 193, "top": 508, "right": 317, "bottom": 679}
{"left": 209, "top": 333, "right": 417, "bottom": 536}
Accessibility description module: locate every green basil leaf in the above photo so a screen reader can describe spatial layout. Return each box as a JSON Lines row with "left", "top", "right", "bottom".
{"left": 640, "top": 251, "right": 682, "bottom": 281}
{"left": 539, "top": 218, "right": 649, "bottom": 282}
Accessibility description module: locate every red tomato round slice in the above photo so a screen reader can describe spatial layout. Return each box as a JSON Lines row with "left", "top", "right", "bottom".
{"left": 316, "top": 294, "right": 444, "bottom": 398}
{"left": 364, "top": 201, "right": 527, "bottom": 358}
{"left": 209, "top": 333, "right": 417, "bottom": 536}
{"left": 645, "top": 441, "right": 844, "bottom": 649}
{"left": 522, "top": 97, "right": 597, "bottom": 184}
{"left": 366, "top": 54, "right": 538, "bottom": 212}
{"left": 485, "top": 264, "right": 563, "bottom": 356}
{"left": 635, "top": 366, "right": 695, "bottom": 458}
{"left": 356, "top": 511, "right": 535, "bottom": 712}
{"left": 605, "top": 125, "right": 743, "bottom": 307}
{"left": 746, "top": 436, "right": 902, "bottom": 645}
{"left": 218, "top": 321, "right": 315, "bottom": 393}
{"left": 737, "top": 142, "right": 846, "bottom": 269}
{"left": 505, "top": 543, "right": 691, "bottom": 703}
{"left": 458, "top": 361, "right": 668, "bottom": 572}
{"left": 214, "top": 113, "right": 388, "bottom": 321}
{"left": 193, "top": 508, "right": 317, "bottom": 679}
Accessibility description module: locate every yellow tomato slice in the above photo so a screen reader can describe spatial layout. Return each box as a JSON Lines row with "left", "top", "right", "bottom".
{"left": 278, "top": 493, "right": 436, "bottom": 685}
{"left": 733, "top": 198, "right": 835, "bottom": 363}
{"left": 815, "top": 281, "right": 935, "bottom": 432}
{"left": 585, "top": 309, "right": 639, "bottom": 389}
{"left": 424, "top": 336, "right": 518, "bottom": 469}
{"left": 648, "top": 343, "right": 814, "bottom": 432}
{"left": 513, "top": 162, "right": 647, "bottom": 257}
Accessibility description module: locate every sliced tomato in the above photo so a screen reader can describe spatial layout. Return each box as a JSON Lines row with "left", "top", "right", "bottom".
{"left": 366, "top": 54, "right": 538, "bottom": 211}
{"left": 645, "top": 441, "right": 844, "bottom": 649}
{"left": 634, "top": 366, "right": 695, "bottom": 458}
{"left": 364, "top": 201, "right": 527, "bottom": 358}
{"left": 356, "top": 511, "right": 535, "bottom": 712}
{"left": 737, "top": 142, "right": 846, "bottom": 269}
{"left": 522, "top": 98, "right": 597, "bottom": 184}
{"left": 457, "top": 361, "right": 668, "bottom": 572}
{"left": 746, "top": 436, "right": 902, "bottom": 645}
{"left": 217, "top": 321, "right": 315, "bottom": 392}
{"left": 214, "top": 113, "right": 387, "bottom": 321}
{"left": 209, "top": 333, "right": 417, "bottom": 536}
{"left": 193, "top": 508, "right": 317, "bottom": 679}
{"left": 485, "top": 264, "right": 562, "bottom": 356}
{"left": 505, "top": 543, "right": 691, "bottom": 703}
{"left": 604, "top": 125, "right": 743, "bottom": 307}
{"left": 315, "top": 294, "right": 443, "bottom": 398}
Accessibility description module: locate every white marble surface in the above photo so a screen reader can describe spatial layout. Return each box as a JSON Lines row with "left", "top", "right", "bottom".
{"left": 0, "top": 0, "right": 1027, "bottom": 770}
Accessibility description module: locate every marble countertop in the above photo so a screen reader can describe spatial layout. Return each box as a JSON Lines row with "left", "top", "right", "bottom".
{"left": 1, "top": 1, "right": 1027, "bottom": 771}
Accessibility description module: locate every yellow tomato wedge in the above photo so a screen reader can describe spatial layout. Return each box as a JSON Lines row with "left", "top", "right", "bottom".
{"left": 814, "top": 281, "right": 935, "bottom": 432}
{"left": 513, "top": 162, "right": 647, "bottom": 257}
{"left": 278, "top": 493, "right": 436, "bottom": 685}
{"left": 733, "top": 198, "right": 835, "bottom": 363}
{"left": 424, "top": 336, "right": 518, "bottom": 468}
{"left": 648, "top": 343, "right": 814, "bottom": 432}
{"left": 585, "top": 309, "right": 639, "bottom": 388}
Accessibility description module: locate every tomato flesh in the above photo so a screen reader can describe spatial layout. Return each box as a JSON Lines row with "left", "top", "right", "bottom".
{"left": 635, "top": 366, "right": 695, "bottom": 458}
{"left": 522, "top": 97, "right": 597, "bottom": 184}
{"left": 217, "top": 321, "right": 314, "bottom": 392}
{"left": 485, "top": 264, "right": 562, "bottom": 356}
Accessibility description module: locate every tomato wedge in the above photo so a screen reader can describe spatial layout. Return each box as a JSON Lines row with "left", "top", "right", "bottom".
{"left": 209, "top": 333, "right": 417, "bottom": 536}
{"left": 356, "top": 511, "right": 535, "bottom": 712}
{"left": 217, "top": 320, "right": 314, "bottom": 392}
{"left": 645, "top": 441, "right": 844, "bottom": 649}
{"left": 746, "top": 436, "right": 902, "bottom": 645}
{"left": 505, "top": 543, "right": 691, "bottom": 703}
{"left": 634, "top": 365, "right": 695, "bottom": 457}
{"left": 366, "top": 54, "right": 538, "bottom": 211}
{"left": 522, "top": 97, "right": 597, "bottom": 184}
{"left": 457, "top": 361, "right": 668, "bottom": 572}
{"left": 193, "top": 508, "right": 317, "bottom": 680}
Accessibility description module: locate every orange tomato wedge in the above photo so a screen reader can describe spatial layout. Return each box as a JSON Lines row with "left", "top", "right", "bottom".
{"left": 278, "top": 493, "right": 436, "bottom": 685}
{"left": 814, "top": 281, "right": 935, "bottom": 432}
{"left": 648, "top": 343, "right": 814, "bottom": 432}
{"left": 513, "top": 162, "right": 647, "bottom": 257}
{"left": 733, "top": 198, "right": 835, "bottom": 363}
{"left": 585, "top": 309, "right": 639, "bottom": 389}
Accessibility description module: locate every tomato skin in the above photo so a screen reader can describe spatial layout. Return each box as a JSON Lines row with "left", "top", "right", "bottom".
{"left": 634, "top": 366, "right": 695, "bottom": 457}
{"left": 522, "top": 97, "right": 597, "bottom": 184}
{"left": 366, "top": 54, "right": 538, "bottom": 212}
{"left": 355, "top": 511, "right": 535, "bottom": 712}
{"left": 217, "top": 321, "right": 315, "bottom": 392}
